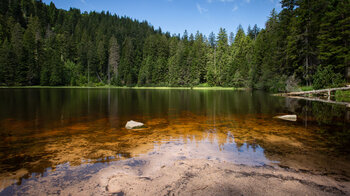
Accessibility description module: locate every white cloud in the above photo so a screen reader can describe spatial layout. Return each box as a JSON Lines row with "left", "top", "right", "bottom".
{"left": 232, "top": 5, "right": 238, "bottom": 11}
{"left": 196, "top": 3, "right": 208, "bottom": 14}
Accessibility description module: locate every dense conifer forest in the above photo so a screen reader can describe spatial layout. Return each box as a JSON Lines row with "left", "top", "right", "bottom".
{"left": 0, "top": 0, "right": 349, "bottom": 91}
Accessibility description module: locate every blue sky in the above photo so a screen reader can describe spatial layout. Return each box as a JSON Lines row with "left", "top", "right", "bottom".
{"left": 42, "top": 0, "right": 282, "bottom": 37}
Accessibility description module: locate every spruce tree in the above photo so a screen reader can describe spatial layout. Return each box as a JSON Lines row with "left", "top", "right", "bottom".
{"left": 108, "top": 36, "right": 120, "bottom": 85}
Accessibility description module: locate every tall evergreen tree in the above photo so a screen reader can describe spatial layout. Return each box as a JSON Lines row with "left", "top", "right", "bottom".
{"left": 216, "top": 28, "right": 229, "bottom": 85}
{"left": 0, "top": 0, "right": 348, "bottom": 91}
{"left": 108, "top": 36, "right": 120, "bottom": 85}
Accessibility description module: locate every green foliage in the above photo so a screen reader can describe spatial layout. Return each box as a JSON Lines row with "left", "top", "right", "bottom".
{"left": 196, "top": 83, "right": 210, "bottom": 87}
{"left": 313, "top": 65, "right": 345, "bottom": 89}
{"left": 318, "top": 0, "right": 350, "bottom": 74}
{"left": 311, "top": 102, "right": 344, "bottom": 125}
{"left": 300, "top": 86, "right": 314, "bottom": 91}
{"left": 0, "top": 39, "right": 16, "bottom": 85}
{"left": 0, "top": 0, "right": 348, "bottom": 92}
{"left": 232, "top": 71, "right": 245, "bottom": 87}
{"left": 335, "top": 90, "right": 350, "bottom": 102}
{"left": 268, "top": 75, "right": 288, "bottom": 93}
{"left": 108, "top": 36, "right": 119, "bottom": 85}
{"left": 64, "top": 60, "right": 80, "bottom": 85}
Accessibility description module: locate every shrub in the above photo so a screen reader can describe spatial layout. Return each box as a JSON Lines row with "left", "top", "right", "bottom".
{"left": 285, "top": 75, "right": 300, "bottom": 92}
{"left": 313, "top": 65, "right": 344, "bottom": 89}
{"left": 197, "top": 83, "right": 210, "bottom": 87}
{"left": 267, "top": 75, "right": 287, "bottom": 93}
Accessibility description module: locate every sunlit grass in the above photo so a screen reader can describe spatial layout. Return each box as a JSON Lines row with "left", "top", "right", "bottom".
{"left": 300, "top": 86, "right": 314, "bottom": 91}
{"left": 335, "top": 90, "right": 350, "bottom": 102}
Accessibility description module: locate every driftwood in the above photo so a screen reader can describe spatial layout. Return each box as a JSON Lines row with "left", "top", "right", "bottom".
{"left": 286, "top": 96, "right": 350, "bottom": 107}
{"left": 274, "top": 86, "right": 350, "bottom": 107}
{"left": 276, "top": 86, "right": 350, "bottom": 97}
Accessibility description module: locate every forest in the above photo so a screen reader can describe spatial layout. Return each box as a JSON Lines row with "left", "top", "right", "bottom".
{"left": 0, "top": 0, "right": 349, "bottom": 92}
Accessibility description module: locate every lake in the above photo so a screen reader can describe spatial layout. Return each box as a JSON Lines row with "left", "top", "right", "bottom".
{"left": 0, "top": 88, "right": 349, "bottom": 195}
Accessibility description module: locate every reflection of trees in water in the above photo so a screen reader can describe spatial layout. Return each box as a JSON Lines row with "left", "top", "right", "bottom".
{"left": 311, "top": 102, "right": 344, "bottom": 125}
{"left": 285, "top": 98, "right": 350, "bottom": 154}
{"left": 310, "top": 102, "right": 350, "bottom": 154}
{"left": 1, "top": 89, "right": 350, "bottom": 191}
{"left": 0, "top": 89, "right": 288, "bottom": 128}
{"left": 285, "top": 97, "right": 349, "bottom": 125}
{"left": 1, "top": 89, "right": 348, "bottom": 128}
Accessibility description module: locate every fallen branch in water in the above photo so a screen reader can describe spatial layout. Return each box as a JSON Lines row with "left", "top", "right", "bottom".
{"left": 282, "top": 95, "right": 350, "bottom": 107}
{"left": 276, "top": 87, "right": 350, "bottom": 97}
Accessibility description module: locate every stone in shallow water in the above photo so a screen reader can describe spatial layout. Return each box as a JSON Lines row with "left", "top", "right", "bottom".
{"left": 274, "top": 115, "right": 297, "bottom": 122}
{"left": 125, "top": 120, "right": 145, "bottom": 129}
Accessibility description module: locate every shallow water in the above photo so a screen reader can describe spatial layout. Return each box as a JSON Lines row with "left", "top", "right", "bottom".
{"left": 0, "top": 88, "right": 349, "bottom": 194}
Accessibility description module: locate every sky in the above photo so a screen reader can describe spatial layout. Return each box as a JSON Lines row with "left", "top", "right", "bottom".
{"left": 42, "top": 0, "right": 282, "bottom": 37}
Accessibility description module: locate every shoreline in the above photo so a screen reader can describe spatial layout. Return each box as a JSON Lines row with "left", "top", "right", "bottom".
{"left": 2, "top": 158, "right": 349, "bottom": 196}
{"left": 2, "top": 138, "right": 350, "bottom": 195}
{"left": 0, "top": 86, "right": 247, "bottom": 90}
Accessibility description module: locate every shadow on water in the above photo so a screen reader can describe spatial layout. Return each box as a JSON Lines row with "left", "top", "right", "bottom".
{"left": 0, "top": 88, "right": 349, "bottom": 192}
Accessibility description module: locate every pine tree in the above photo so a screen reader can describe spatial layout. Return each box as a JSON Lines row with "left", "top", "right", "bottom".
{"left": 11, "top": 23, "right": 26, "bottom": 85}
{"left": 97, "top": 39, "right": 107, "bottom": 82}
{"left": 318, "top": 0, "right": 350, "bottom": 75}
{"left": 216, "top": 28, "right": 229, "bottom": 85}
{"left": 208, "top": 32, "right": 216, "bottom": 48}
{"left": 252, "top": 24, "right": 260, "bottom": 40}
{"left": 0, "top": 39, "right": 17, "bottom": 85}
{"left": 229, "top": 32, "right": 234, "bottom": 46}
{"left": 23, "top": 17, "right": 42, "bottom": 85}
{"left": 0, "top": 0, "right": 8, "bottom": 15}
{"left": 167, "top": 37, "right": 180, "bottom": 86}
{"left": 87, "top": 41, "right": 99, "bottom": 85}
{"left": 108, "top": 36, "right": 120, "bottom": 85}
{"left": 119, "top": 37, "right": 135, "bottom": 86}
{"left": 0, "top": 0, "right": 347, "bottom": 90}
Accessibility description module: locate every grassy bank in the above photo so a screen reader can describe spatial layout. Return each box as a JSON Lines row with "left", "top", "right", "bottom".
{"left": 300, "top": 86, "right": 314, "bottom": 91}
{"left": 335, "top": 90, "right": 350, "bottom": 102}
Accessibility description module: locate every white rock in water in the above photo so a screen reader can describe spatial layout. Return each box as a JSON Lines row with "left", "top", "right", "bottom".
{"left": 125, "top": 120, "right": 145, "bottom": 129}
{"left": 274, "top": 115, "right": 297, "bottom": 122}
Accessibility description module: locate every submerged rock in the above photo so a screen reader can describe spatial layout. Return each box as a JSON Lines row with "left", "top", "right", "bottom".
{"left": 125, "top": 120, "right": 145, "bottom": 129}
{"left": 274, "top": 114, "right": 297, "bottom": 122}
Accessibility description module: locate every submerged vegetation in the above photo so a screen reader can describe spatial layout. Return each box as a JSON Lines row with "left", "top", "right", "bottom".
{"left": 0, "top": 0, "right": 349, "bottom": 92}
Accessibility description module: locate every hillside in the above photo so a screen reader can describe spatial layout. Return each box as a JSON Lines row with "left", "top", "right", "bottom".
{"left": 0, "top": 0, "right": 349, "bottom": 91}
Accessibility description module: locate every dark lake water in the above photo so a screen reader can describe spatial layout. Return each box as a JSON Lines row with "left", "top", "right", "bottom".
{"left": 0, "top": 88, "right": 349, "bottom": 194}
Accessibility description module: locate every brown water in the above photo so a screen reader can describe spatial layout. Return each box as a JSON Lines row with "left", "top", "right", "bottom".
{"left": 0, "top": 88, "right": 349, "bottom": 194}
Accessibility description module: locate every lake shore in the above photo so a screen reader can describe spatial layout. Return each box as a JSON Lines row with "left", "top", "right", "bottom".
{"left": 4, "top": 158, "right": 349, "bottom": 196}
{"left": 0, "top": 86, "right": 246, "bottom": 90}
{"left": 102, "top": 159, "right": 350, "bottom": 196}
{"left": 2, "top": 136, "right": 350, "bottom": 196}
